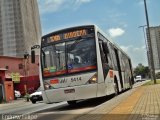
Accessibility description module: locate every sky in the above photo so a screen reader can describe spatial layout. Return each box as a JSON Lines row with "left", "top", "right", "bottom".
{"left": 37, "top": 0, "right": 160, "bottom": 68}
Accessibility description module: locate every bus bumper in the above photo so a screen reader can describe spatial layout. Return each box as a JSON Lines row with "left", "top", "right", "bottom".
{"left": 42, "top": 84, "right": 97, "bottom": 103}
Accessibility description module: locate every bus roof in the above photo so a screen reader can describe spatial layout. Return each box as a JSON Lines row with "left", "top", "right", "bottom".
{"left": 42, "top": 24, "right": 95, "bottom": 39}
{"left": 42, "top": 24, "right": 131, "bottom": 59}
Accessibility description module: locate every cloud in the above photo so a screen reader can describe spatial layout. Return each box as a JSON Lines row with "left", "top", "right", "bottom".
{"left": 38, "top": 0, "right": 65, "bottom": 14}
{"left": 120, "top": 45, "right": 148, "bottom": 67}
{"left": 38, "top": 0, "right": 93, "bottom": 14}
{"left": 108, "top": 28, "right": 125, "bottom": 38}
{"left": 76, "top": 0, "right": 92, "bottom": 4}
{"left": 120, "top": 45, "right": 132, "bottom": 53}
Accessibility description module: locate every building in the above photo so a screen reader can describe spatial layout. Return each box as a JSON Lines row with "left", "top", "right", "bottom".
{"left": 146, "top": 26, "right": 160, "bottom": 73}
{"left": 0, "top": 56, "right": 40, "bottom": 102}
{"left": 0, "top": 56, "right": 39, "bottom": 76}
{"left": 0, "top": 0, "right": 41, "bottom": 57}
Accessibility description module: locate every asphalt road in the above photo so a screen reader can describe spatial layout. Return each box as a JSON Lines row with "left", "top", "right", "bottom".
{"left": 0, "top": 100, "right": 67, "bottom": 114}
{"left": 35, "top": 81, "right": 149, "bottom": 120}
{"left": 0, "top": 80, "right": 149, "bottom": 120}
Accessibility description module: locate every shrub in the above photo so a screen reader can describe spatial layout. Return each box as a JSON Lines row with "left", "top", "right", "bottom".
{"left": 156, "top": 72, "right": 160, "bottom": 79}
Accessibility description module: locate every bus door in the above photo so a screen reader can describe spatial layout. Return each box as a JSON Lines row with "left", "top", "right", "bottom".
{"left": 114, "top": 49, "right": 123, "bottom": 90}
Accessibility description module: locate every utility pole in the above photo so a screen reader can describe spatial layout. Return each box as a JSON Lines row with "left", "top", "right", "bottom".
{"left": 24, "top": 52, "right": 29, "bottom": 94}
{"left": 143, "top": 0, "right": 156, "bottom": 84}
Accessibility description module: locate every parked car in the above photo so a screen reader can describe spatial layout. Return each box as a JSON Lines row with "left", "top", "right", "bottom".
{"left": 29, "top": 87, "right": 43, "bottom": 104}
{"left": 14, "top": 90, "right": 21, "bottom": 98}
{"left": 135, "top": 75, "right": 142, "bottom": 82}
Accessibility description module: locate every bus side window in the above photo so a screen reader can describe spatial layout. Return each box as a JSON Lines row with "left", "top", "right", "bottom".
{"left": 107, "top": 43, "right": 113, "bottom": 69}
{"left": 109, "top": 45, "right": 118, "bottom": 70}
{"left": 99, "top": 40, "right": 109, "bottom": 79}
{"left": 102, "top": 41, "right": 113, "bottom": 69}
{"left": 102, "top": 42, "right": 109, "bottom": 64}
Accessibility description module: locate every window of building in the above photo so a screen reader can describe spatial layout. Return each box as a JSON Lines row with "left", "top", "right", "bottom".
{"left": 5, "top": 66, "right": 9, "bottom": 69}
{"left": 19, "top": 63, "right": 23, "bottom": 69}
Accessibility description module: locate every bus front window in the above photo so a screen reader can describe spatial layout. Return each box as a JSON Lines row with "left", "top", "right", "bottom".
{"left": 67, "top": 38, "right": 97, "bottom": 73}
{"left": 42, "top": 43, "right": 66, "bottom": 77}
{"left": 42, "top": 38, "right": 97, "bottom": 77}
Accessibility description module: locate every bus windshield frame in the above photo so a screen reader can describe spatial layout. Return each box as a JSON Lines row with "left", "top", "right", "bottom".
{"left": 41, "top": 27, "right": 97, "bottom": 78}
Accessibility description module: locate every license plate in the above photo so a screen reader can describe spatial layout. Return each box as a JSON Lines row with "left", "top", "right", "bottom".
{"left": 64, "top": 89, "right": 75, "bottom": 94}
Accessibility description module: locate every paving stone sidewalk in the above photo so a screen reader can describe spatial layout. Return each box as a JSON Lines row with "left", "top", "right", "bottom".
{"left": 102, "top": 84, "right": 160, "bottom": 120}
{"left": 77, "top": 84, "right": 160, "bottom": 120}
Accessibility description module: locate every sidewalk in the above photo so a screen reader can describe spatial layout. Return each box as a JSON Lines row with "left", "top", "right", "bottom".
{"left": 77, "top": 84, "right": 160, "bottom": 120}
{"left": 102, "top": 84, "right": 160, "bottom": 120}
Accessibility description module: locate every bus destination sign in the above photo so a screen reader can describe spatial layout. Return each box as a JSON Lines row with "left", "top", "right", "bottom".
{"left": 49, "top": 29, "right": 87, "bottom": 42}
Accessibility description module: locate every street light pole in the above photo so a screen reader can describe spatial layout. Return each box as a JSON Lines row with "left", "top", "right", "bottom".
{"left": 143, "top": 0, "right": 156, "bottom": 83}
{"left": 24, "top": 52, "right": 29, "bottom": 94}
{"left": 138, "top": 25, "right": 147, "bottom": 49}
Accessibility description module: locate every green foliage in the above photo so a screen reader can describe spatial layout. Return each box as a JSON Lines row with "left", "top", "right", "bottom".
{"left": 134, "top": 63, "right": 150, "bottom": 78}
{"left": 156, "top": 72, "right": 160, "bottom": 79}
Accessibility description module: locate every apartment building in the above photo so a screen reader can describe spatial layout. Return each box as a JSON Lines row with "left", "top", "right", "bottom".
{"left": 146, "top": 26, "right": 160, "bottom": 72}
{"left": 0, "top": 0, "right": 41, "bottom": 57}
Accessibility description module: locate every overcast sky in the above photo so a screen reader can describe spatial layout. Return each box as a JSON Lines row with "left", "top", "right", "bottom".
{"left": 37, "top": 0, "right": 160, "bottom": 67}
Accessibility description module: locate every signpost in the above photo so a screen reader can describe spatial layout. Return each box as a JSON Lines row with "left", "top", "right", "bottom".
{"left": 11, "top": 73, "right": 20, "bottom": 83}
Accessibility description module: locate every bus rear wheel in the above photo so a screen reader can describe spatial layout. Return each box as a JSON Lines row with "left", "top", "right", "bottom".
{"left": 67, "top": 100, "right": 77, "bottom": 105}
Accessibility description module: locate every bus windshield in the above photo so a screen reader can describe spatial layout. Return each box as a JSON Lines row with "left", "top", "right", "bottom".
{"left": 42, "top": 38, "right": 97, "bottom": 77}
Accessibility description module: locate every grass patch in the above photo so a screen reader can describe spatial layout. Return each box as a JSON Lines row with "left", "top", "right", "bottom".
{"left": 142, "top": 79, "right": 160, "bottom": 86}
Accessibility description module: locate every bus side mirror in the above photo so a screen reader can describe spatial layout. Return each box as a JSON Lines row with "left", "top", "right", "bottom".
{"left": 31, "top": 50, "right": 35, "bottom": 63}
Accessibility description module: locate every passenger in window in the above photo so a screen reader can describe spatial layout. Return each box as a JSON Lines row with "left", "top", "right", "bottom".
{"left": 72, "top": 57, "right": 81, "bottom": 69}
{"left": 74, "top": 57, "right": 79, "bottom": 64}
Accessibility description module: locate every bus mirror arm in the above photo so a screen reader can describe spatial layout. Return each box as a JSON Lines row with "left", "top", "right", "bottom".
{"left": 31, "top": 45, "right": 40, "bottom": 63}
{"left": 31, "top": 50, "right": 35, "bottom": 63}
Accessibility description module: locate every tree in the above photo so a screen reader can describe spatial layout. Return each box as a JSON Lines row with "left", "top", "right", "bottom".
{"left": 155, "top": 72, "right": 160, "bottom": 79}
{"left": 134, "top": 63, "right": 150, "bottom": 78}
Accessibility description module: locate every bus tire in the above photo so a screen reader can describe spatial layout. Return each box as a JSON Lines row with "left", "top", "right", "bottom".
{"left": 114, "top": 76, "right": 119, "bottom": 96}
{"left": 67, "top": 100, "right": 77, "bottom": 105}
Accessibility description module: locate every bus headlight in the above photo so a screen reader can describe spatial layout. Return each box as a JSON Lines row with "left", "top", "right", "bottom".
{"left": 44, "top": 82, "right": 52, "bottom": 90}
{"left": 87, "top": 73, "right": 97, "bottom": 84}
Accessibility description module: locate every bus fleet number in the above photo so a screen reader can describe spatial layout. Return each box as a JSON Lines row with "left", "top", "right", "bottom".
{"left": 71, "top": 77, "right": 82, "bottom": 82}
